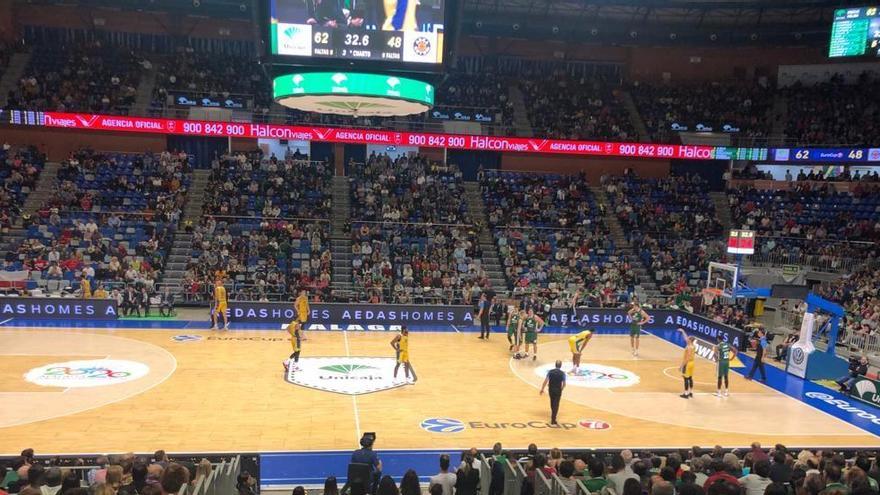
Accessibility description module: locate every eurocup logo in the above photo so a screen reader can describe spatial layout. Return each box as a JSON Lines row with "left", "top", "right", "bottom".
{"left": 792, "top": 347, "right": 805, "bottom": 365}
{"left": 421, "top": 418, "right": 465, "bottom": 433}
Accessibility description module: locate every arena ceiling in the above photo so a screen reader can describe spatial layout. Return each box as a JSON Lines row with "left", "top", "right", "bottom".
{"left": 19, "top": 0, "right": 874, "bottom": 44}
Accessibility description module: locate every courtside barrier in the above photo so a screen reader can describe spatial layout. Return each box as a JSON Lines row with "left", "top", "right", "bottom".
{"left": 548, "top": 307, "right": 746, "bottom": 349}
{"left": 0, "top": 296, "right": 118, "bottom": 320}
{"left": 229, "top": 301, "right": 476, "bottom": 325}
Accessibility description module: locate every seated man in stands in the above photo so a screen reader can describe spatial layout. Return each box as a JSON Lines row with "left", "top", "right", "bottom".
{"left": 774, "top": 333, "right": 798, "bottom": 362}
{"left": 836, "top": 355, "right": 869, "bottom": 393}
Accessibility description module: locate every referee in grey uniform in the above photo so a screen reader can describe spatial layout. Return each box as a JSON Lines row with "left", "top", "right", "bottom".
{"left": 540, "top": 360, "right": 567, "bottom": 425}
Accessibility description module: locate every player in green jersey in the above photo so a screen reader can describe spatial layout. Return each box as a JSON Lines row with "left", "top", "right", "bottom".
{"left": 520, "top": 308, "right": 545, "bottom": 361}
{"left": 714, "top": 339, "right": 737, "bottom": 397}
{"left": 627, "top": 301, "right": 650, "bottom": 357}
{"left": 506, "top": 307, "right": 524, "bottom": 353}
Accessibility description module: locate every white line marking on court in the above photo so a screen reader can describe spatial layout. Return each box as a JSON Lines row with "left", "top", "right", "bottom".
{"left": 0, "top": 318, "right": 12, "bottom": 326}
{"left": 0, "top": 330, "right": 178, "bottom": 429}
{"left": 451, "top": 325, "right": 461, "bottom": 333}
{"left": 343, "top": 331, "right": 362, "bottom": 441}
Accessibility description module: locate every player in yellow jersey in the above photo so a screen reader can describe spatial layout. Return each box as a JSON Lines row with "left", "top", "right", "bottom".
{"left": 283, "top": 320, "right": 302, "bottom": 372}
{"left": 211, "top": 279, "right": 228, "bottom": 330}
{"left": 390, "top": 325, "right": 417, "bottom": 384}
{"left": 80, "top": 276, "right": 92, "bottom": 299}
{"left": 568, "top": 330, "right": 593, "bottom": 375}
{"left": 382, "top": 0, "right": 417, "bottom": 31}
{"left": 294, "top": 289, "right": 310, "bottom": 340}
{"left": 677, "top": 328, "right": 695, "bottom": 399}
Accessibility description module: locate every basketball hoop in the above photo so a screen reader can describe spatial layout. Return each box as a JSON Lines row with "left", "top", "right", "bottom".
{"left": 702, "top": 287, "right": 723, "bottom": 305}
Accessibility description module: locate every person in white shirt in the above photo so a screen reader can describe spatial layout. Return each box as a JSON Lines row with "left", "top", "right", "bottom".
{"left": 429, "top": 454, "right": 457, "bottom": 495}
{"left": 608, "top": 454, "right": 639, "bottom": 492}
{"left": 739, "top": 459, "right": 772, "bottom": 495}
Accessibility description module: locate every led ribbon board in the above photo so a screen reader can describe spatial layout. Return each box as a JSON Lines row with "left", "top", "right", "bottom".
{"left": 273, "top": 72, "right": 435, "bottom": 116}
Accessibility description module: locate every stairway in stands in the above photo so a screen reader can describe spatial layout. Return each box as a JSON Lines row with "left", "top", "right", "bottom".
{"left": 161, "top": 169, "right": 211, "bottom": 294}
{"left": 619, "top": 90, "right": 651, "bottom": 142}
{"left": 21, "top": 162, "right": 60, "bottom": 215}
{"left": 329, "top": 176, "right": 353, "bottom": 295}
{"left": 590, "top": 185, "right": 658, "bottom": 302}
{"left": 506, "top": 83, "right": 533, "bottom": 137}
{"left": 710, "top": 191, "right": 734, "bottom": 230}
{"left": 463, "top": 182, "right": 508, "bottom": 291}
{"left": 0, "top": 161, "right": 60, "bottom": 260}
{"left": 0, "top": 52, "right": 32, "bottom": 106}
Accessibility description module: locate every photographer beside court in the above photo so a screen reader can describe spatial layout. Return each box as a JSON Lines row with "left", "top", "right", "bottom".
{"left": 836, "top": 356, "right": 869, "bottom": 393}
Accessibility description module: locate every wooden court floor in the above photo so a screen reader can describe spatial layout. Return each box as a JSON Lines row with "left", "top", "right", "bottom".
{"left": 0, "top": 327, "right": 877, "bottom": 454}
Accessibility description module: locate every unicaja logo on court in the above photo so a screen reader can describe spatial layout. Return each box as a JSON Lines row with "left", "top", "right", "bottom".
{"left": 24, "top": 359, "right": 150, "bottom": 388}
{"left": 421, "top": 418, "right": 466, "bottom": 433}
{"left": 285, "top": 357, "right": 408, "bottom": 395}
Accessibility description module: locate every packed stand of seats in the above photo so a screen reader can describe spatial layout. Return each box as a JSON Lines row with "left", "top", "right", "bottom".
{"left": 519, "top": 73, "right": 635, "bottom": 141}
{"left": 815, "top": 263, "right": 880, "bottom": 341}
{"left": 152, "top": 48, "right": 272, "bottom": 116}
{"left": 185, "top": 151, "right": 332, "bottom": 302}
{"left": 481, "top": 170, "right": 629, "bottom": 303}
{"left": 349, "top": 153, "right": 486, "bottom": 303}
{"left": 0, "top": 38, "right": 16, "bottom": 70}
{"left": 727, "top": 182, "right": 880, "bottom": 266}
{"left": 0, "top": 143, "right": 45, "bottom": 232}
{"left": 8, "top": 150, "right": 189, "bottom": 294}
{"left": 630, "top": 81, "right": 774, "bottom": 143}
{"left": 0, "top": 449, "right": 245, "bottom": 495}
{"left": 784, "top": 74, "right": 880, "bottom": 146}
{"left": 434, "top": 72, "right": 515, "bottom": 129}
{"left": 6, "top": 41, "right": 141, "bottom": 114}
{"left": 604, "top": 172, "right": 724, "bottom": 294}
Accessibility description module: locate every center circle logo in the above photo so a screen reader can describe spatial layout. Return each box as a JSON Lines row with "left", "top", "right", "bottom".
{"left": 421, "top": 418, "right": 465, "bottom": 433}
{"left": 24, "top": 359, "right": 150, "bottom": 388}
{"left": 534, "top": 362, "right": 640, "bottom": 388}
{"left": 792, "top": 348, "right": 805, "bottom": 365}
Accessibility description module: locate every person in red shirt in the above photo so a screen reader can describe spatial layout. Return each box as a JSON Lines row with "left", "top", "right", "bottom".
{"left": 704, "top": 459, "right": 741, "bottom": 490}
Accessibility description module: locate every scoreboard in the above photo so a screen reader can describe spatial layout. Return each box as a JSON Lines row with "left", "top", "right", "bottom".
{"left": 829, "top": 7, "right": 880, "bottom": 57}
{"left": 269, "top": 0, "right": 446, "bottom": 65}
{"left": 727, "top": 230, "right": 755, "bottom": 256}
{"left": 279, "top": 26, "right": 441, "bottom": 63}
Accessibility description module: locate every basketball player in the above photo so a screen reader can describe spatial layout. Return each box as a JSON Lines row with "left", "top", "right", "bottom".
{"left": 211, "top": 279, "right": 228, "bottom": 330}
{"left": 382, "top": 0, "right": 417, "bottom": 31}
{"left": 283, "top": 320, "right": 302, "bottom": 372}
{"left": 627, "top": 301, "right": 649, "bottom": 357}
{"left": 568, "top": 329, "right": 593, "bottom": 374}
{"left": 521, "top": 308, "right": 545, "bottom": 361}
{"left": 390, "top": 325, "right": 417, "bottom": 383}
{"left": 80, "top": 275, "right": 92, "bottom": 299}
{"left": 677, "top": 328, "right": 695, "bottom": 399}
{"left": 714, "top": 339, "right": 737, "bottom": 397}
{"left": 294, "top": 289, "right": 310, "bottom": 340}
{"left": 505, "top": 306, "right": 524, "bottom": 352}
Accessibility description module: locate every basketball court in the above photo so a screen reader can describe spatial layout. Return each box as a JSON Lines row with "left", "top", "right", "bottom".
{"left": 2, "top": 325, "right": 877, "bottom": 455}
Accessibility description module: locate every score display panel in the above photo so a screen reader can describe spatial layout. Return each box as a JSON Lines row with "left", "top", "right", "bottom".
{"left": 268, "top": 0, "right": 445, "bottom": 65}
{"left": 829, "top": 7, "right": 880, "bottom": 57}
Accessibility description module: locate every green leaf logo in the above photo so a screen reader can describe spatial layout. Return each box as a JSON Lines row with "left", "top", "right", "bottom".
{"left": 320, "top": 364, "right": 377, "bottom": 374}
{"left": 284, "top": 26, "right": 299, "bottom": 39}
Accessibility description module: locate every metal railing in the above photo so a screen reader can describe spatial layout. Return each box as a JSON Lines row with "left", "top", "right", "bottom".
{"left": 747, "top": 251, "right": 868, "bottom": 273}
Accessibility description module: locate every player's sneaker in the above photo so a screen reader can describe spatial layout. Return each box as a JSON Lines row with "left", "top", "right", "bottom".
{"left": 679, "top": 393, "right": 690, "bottom": 399}
{"left": 722, "top": 390, "right": 729, "bottom": 397}
{"left": 713, "top": 391, "right": 722, "bottom": 397}
{"left": 282, "top": 359, "right": 290, "bottom": 371}
{"left": 532, "top": 355, "right": 537, "bottom": 361}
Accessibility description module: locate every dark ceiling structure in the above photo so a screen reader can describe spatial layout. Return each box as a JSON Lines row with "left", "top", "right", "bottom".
{"left": 15, "top": 0, "right": 873, "bottom": 45}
